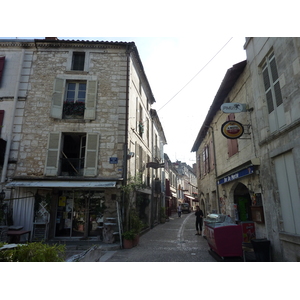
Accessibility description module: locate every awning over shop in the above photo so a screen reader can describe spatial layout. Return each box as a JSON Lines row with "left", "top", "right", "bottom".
{"left": 5, "top": 181, "right": 118, "bottom": 188}
{"left": 184, "top": 195, "right": 195, "bottom": 200}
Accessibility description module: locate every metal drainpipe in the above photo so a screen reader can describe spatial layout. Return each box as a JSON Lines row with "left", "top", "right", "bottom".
{"left": 150, "top": 113, "right": 154, "bottom": 228}
{"left": 210, "top": 126, "right": 221, "bottom": 213}
{"left": 1, "top": 49, "right": 25, "bottom": 186}
{"left": 121, "top": 45, "right": 131, "bottom": 222}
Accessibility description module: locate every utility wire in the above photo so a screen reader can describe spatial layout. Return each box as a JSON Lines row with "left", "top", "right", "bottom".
{"left": 157, "top": 37, "right": 233, "bottom": 112}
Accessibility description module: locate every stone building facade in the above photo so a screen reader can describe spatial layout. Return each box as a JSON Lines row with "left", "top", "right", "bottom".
{"left": 245, "top": 37, "right": 300, "bottom": 262}
{"left": 192, "top": 38, "right": 300, "bottom": 261}
{"left": 0, "top": 38, "right": 166, "bottom": 242}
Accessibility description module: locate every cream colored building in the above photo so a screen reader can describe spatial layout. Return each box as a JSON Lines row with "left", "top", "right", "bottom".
{"left": 192, "top": 60, "right": 262, "bottom": 228}
{"left": 0, "top": 38, "right": 166, "bottom": 241}
{"left": 245, "top": 37, "right": 300, "bottom": 262}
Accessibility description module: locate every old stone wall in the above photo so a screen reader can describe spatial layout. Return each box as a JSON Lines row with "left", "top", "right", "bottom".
{"left": 11, "top": 46, "right": 128, "bottom": 179}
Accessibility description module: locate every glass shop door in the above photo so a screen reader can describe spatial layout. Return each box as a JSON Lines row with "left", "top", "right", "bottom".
{"left": 55, "top": 190, "right": 105, "bottom": 237}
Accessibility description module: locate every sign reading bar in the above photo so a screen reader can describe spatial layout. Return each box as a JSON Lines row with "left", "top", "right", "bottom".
{"left": 221, "top": 103, "right": 247, "bottom": 113}
{"left": 221, "top": 121, "right": 244, "bottom": 139}
{"left": 217, "top": 166, "right": 254, "bottom": 185}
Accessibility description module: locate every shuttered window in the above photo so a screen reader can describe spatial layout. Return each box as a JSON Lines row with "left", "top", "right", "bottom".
{"left": 45, "top": 132, "right": 99, "bottom": 177}
{"left": 209, "top": 140, "right": 215, "bottom": 171}
{"left": 51, "top": 78, "right": 97, "bottom": 120}
{"left": 0, "top": 110, "right": 4, "bottom": 136}
{"left": 84, "top": 133, "right": 99, "bottom": 177}
{"left": 0, "top": 56, "right": 5, "bottom": 85}
{"left": 202, "top": 145, "right": 209, "bottom": 175}
{"left": 261, "top": 52, "right": 285, "bottom": 133}
{"left": 51, "top": 78, "right": 65, "bottom": 119}
{"left": 274, "top": 152, "right": 300, "bottom": 235}
{"left": 84, "top": 80, "right": 97, "bottom": 120}
{"left": 45, "top": 132, "right": 61, "bottom": 176}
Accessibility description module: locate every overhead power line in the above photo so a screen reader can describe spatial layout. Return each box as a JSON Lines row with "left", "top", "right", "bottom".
{"left": 157, "top": 37, "right": 233, "bottom": 112}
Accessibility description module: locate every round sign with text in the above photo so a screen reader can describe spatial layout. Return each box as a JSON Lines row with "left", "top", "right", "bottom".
{"left": 221, "top": 121, "right": 244, "bottom": 139}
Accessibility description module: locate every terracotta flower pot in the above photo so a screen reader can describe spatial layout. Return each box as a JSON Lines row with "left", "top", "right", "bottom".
{"left": 123, "top": 238, "right": 133, "bottom": 249}
{"left": 133, "top": 235, "right": 139, "bottom": 247}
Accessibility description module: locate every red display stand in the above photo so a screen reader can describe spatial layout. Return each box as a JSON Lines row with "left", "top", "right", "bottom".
{"left": 206, "top": 224, "right": 243, "bottom": 257}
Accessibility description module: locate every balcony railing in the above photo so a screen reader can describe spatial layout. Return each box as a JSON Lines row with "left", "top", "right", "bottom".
{"left": 60, "top": 158, "right": 84, "bottom": 176}
{"left": 63, "top": 102, "right": 85, "bottom": 118}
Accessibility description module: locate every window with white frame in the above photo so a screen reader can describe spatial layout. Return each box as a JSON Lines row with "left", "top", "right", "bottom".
{"left": 262, "top": 51, "right": 285, "bottom": 133}
{"left": 63, "top": 81, "right": 87, "bottom": 119}
{"left": 45, "top": 132, "right": 99, "bottom": 177}
{"left": 50, "top": 77, "right": 97, "bottom": 120}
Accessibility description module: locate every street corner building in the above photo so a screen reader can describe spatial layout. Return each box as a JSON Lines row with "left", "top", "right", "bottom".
{"left": 0, "top": 38, "right": 167, "bottom": 243}
{"left": 192, "top": 38, "right": 300, "bottom": 262}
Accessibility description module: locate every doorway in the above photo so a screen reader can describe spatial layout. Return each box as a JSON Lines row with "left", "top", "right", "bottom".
{"left": 55, "top": 190, "right": 105, "bottom": 237}
{"left": 61, "top": 133, "right": 86, "bottom": 176}
{"left": 234, "top": 183, "right": 252, "bottom": 222}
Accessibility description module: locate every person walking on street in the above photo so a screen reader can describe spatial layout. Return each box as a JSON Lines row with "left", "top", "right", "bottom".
{"left": 195, "top": 205, "right": 204, "bottom": 235}
{"left": 177, "top": 204, "right": 182, "bottom": 218}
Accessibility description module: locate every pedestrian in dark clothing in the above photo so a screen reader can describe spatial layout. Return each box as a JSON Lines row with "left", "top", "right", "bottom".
{"left": 177, "top": 204, "right": 182, "bottom": 218}
{"left": 195, "top": 205, "right": 204, "bottom": 235}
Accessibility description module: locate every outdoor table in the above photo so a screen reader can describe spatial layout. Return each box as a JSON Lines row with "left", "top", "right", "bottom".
{"left": 8, "top": 226, "right": 24, "bottom": 231}
{"left": 7, "top": 230, "right": 31, "bottom": 243}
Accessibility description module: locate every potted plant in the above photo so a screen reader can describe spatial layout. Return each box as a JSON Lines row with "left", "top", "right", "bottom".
{"left": 130, "top": 209, "right": 144, "bottom": 247}
{"left": 160, "top": 207, "right": 166, "bottom": 224}
{"left": 122, "top": 230, "right": 135, "bottom": 249}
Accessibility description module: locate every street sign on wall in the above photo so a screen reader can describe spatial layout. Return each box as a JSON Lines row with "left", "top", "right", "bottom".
{"left": 221, "top": 103, "right": 247, "bottom": 113}
{"left": 221, "top": 120, "right": 244, "bottom": 139}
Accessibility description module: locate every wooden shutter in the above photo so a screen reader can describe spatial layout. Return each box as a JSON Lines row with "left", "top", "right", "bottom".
{"left": 0, "top": 110, "right": 4, "bottom": 136}
{"left": 84, "top": 80, "right": 97, "bottom": 120}
{"left": 0, "top": 56, "right": 5, "bottom": 85}
{"left": 45, "top": 132, "right": 61, "bottom": 176}
{"left": 197, "top": 154, "right": 201, "bottom": 178}
{"left": 84, "top": 133, "right": 99, "bottom": 177}
{"left": 50, "top": 78, "right": 65, "bottom": 119}
{"left": 209, "top": 140, "right": 215, "bottom": 171}
{"left": 274, "top": 152, "right": 300, "bottom": 234}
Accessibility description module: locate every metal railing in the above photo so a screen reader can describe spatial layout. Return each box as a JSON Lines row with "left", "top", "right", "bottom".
{"left": 60, "top": 157, "right": 84, "bottom": 176}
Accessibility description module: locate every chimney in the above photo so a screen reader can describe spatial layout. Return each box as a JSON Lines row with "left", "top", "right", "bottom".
{"left": 45, "top": 37, "right": 58, "bottom": 40}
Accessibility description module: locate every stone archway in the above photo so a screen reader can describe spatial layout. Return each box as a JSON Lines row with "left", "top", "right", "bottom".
{"left": 233, "top": 182, "right": 252, "bottom": 221}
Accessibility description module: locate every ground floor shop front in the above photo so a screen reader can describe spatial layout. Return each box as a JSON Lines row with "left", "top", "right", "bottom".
{"left": 5, "top": 180, "right": 122, "bottom": 242}
{"left": 4, "top": 180, "right": 156, "bottom": 243}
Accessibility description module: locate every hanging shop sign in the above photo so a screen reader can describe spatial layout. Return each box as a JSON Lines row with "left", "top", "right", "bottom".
{"left": 146, "top": 162, "right": 165, "bottom": 169}
{"left": 221, "top": 103, "right": 247, "bottom": 113}
{"left": 221, "top": 120, "right": 244, "bottom": 139}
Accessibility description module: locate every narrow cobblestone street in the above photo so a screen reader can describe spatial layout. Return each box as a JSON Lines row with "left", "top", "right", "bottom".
{"left": 101, "top": 212, "right": 216, "bottom": 262}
